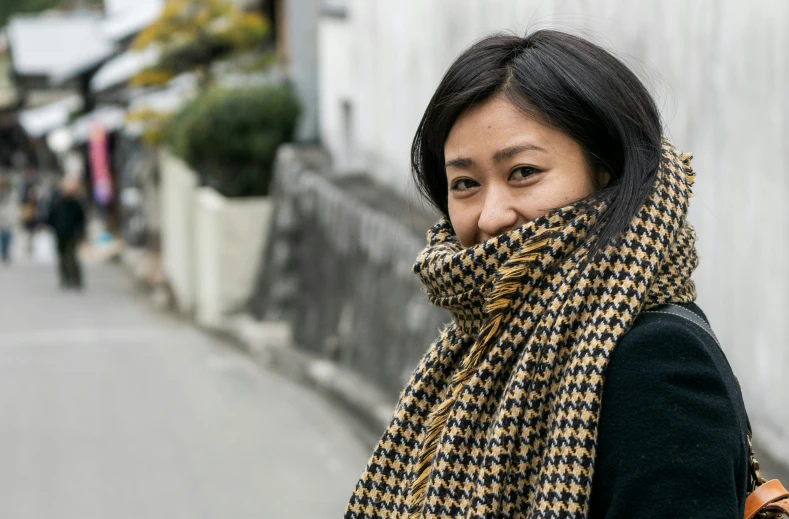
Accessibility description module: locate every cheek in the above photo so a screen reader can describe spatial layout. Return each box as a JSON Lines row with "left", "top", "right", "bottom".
{"left": 518, "top": 174, "right": 596, "bottom": 216}
{"left": 448, "top": 199, "right": 479, "bottom": 248}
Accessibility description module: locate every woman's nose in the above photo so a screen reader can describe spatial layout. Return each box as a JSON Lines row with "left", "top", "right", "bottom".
{"left": 477, "top": 188, "right": 520, "bottom": 240}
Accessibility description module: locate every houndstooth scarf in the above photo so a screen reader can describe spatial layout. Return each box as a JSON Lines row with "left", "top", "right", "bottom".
{"left": 345, "top": 141, "right": 699, "bottom": 518}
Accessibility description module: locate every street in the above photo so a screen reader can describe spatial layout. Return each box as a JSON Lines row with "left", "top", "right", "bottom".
{"left": 0, "top": 250, "right": 368, "bottom": 518}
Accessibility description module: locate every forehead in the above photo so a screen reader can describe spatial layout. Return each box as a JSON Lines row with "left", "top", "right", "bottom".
{"left": 444, "top": 95, "right": 574, "bottom": 161}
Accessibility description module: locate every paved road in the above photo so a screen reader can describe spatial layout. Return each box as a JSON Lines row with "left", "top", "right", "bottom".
{"left": 0, "top": 250, "right": 369, "bottom": 518}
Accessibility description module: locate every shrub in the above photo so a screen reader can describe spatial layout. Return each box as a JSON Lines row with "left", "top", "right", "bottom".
{"left": 168, "top": 83, "right": 301, "bottom": 197}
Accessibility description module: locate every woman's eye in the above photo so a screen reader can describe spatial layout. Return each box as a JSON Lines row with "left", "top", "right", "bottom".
{"left": 451, "top": 178, "right": 479, "bottom": 191}
{"left": 510, "top": 166, "right": 537, "bottom": 181}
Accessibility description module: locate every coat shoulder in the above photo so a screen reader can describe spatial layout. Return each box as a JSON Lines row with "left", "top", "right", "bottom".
{"left": 591, "top": 303, "right": 750, "bottom": 517}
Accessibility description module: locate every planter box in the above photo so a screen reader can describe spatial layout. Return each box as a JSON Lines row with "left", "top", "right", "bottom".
{"left": 193, "top": 186, "right": 273, "bottom": 330}
{"left": 158, "top": 147, "right": 274, "bottom": 327}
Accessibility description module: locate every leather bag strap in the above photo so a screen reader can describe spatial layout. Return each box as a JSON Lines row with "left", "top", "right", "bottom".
{"left": 757, "top": 498, "right": 789, "bottom": 519}
{"left": 744, "top": 480, "right": 789, "bottom": 519}
{"left": 649, "top": 303, "right": 719, "bottom": 346}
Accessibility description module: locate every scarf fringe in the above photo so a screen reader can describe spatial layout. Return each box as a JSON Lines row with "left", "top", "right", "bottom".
{"left": 407, "top": 234, "right": 552, "bottom": 517}
{"left": 680, "top": 152, "right": 695, "bottom": 195}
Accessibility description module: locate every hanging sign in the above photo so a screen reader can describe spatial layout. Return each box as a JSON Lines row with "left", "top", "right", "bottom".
{"left": 88, "top": 122, "right": 114, "bottom": 205}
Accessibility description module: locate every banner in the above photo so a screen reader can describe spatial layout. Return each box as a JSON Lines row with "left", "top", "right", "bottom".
{"left": 88, "top": 122, "right": 114, "bottom": 205}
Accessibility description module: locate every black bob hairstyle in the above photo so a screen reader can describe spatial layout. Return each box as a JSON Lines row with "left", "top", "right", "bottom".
{"left": 411, "top": 30, "right": 663, "bottom": 255}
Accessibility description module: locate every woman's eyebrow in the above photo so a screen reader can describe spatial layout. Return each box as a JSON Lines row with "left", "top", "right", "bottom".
{"left": 492, "top": 144, "right": 547, "bottom": 162}
{"left": 445, "top": 157, "right": 474, "bottom": 169}
{"left": 445, "top": 143, "right": 547, "bottom": 170}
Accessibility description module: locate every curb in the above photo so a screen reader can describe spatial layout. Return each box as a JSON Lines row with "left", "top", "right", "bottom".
{"left": 226, "top": 314, "right": 393, "bottom": 447}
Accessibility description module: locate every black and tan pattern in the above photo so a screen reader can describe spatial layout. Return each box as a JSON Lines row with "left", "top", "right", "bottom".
{"left": 345, "top": 141, "right": 698, "bottom": 518}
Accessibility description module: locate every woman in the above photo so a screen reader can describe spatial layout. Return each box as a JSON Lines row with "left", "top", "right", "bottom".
{"left": 345, "top": 31, "right": 750, "bottom": 518}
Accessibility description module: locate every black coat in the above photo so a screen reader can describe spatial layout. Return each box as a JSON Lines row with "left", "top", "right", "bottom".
{"left": 590, "top": 302, "right": 749, "bottom": 518}
{"left": 47, "top": 195, "right": 86, "bottom": 241}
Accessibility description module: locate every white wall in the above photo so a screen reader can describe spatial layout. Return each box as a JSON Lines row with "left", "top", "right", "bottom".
{"left": 318, "top": 1, "right": 789, "bottom": 464}
{"left": 318, "top": 15, "right": 353, "bottom": 170}
{"left": 193, "top": 188, "right": 223, "bottom": 328}
{"left": 193, "top": 187, "right": 274, "bottom": 330}
{"left": 284, "top": 0, "right": 323, "bottom": 141}
{"left": 159, "top": 149, "right": 198, "bottom": 315}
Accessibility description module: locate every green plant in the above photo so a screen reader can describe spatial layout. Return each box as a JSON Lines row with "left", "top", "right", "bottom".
{"left": 167, "top": 83, "right": 300, "bottom": 197}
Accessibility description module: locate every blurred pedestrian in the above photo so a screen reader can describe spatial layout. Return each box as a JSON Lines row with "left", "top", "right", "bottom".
{"left": 346, "top": 31, "right": 756, "bottom": 518}
{"left": 46, "top": 178, "right": 86, "bottom": 289}
{"left": 0, "top": 176, "right": 16, "bottom": 264}
{"left": 19, "top": 182, "right": 40, "bottom": 257}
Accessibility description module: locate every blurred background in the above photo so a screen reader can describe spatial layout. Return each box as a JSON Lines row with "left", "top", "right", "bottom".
{"left": 0, "top": 0, "right": 787, "bottom": 517}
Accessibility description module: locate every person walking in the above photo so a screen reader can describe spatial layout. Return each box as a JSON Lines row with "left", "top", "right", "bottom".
{"left": 0, "top": 176, "right": 16, "bottom": 264}
{"left": 20, "top": 180, "right": 40, "bottom": 257}
{"left": 345, "top": 31, "right": 760, "bottom": 518}
{"left": 47, "top": 178, "right": 86, "bottom": 289}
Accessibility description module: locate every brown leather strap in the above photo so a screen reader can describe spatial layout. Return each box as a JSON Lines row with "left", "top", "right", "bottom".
{"left": 745, "top": 480, "right": 789, "bottom": 519}
{"left": 760, "top": 497, "right": 789, "bottom": 517}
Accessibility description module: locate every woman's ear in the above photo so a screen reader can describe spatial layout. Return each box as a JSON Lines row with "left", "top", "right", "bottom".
{"left": 595, "top": 169, "right": 612, "bottom": 190}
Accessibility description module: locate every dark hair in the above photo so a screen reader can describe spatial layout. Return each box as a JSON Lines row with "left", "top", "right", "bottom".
{"left": 411, "top": 30, "right": 662, "bottom": 256}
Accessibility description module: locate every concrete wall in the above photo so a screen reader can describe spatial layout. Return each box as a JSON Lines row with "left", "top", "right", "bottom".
{"left": 144, "top": 153, "right": 161, "bottom": 240}
{"left": 283, "top": 0, "right": 323, "bottom": 141}
{"left": 193, "top": 188, "right": 223, "bottom": 328}
{"left": 317, "top": 1, "right": 789, "bottom": 464}
{"left": 317, "top": 14, "right": 354, "bottom": 171}
{"left": 159, "top": 148, "right": 198, "bottom": 315}
{"left": 193, "top": 187, "right": 273, "bottom": 330}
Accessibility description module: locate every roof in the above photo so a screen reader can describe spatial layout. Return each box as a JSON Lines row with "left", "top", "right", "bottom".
{"left": 104, "top": 0, "right": 161, "bottom": 18}
{"left": 18, "top": 94, "right": 83, "bottom": 137}
{"left": 123, "top": 73, "right": 198, "bottom": 136}
{"left": 102, "top": 0, "right": 164, "bottom": 42}
{"left": 7, "top": 14, "right": 117, "bottom": 83}
{"left": 90, "top": 46, "right": 160, "bottom": 93}
{"left": 68, "top": 105, "right": 127, "bottom": 144}
{"left": 128, "top": 73, "right": 198, "bottom": 113}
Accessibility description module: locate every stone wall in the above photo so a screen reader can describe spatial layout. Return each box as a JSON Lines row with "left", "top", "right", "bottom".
{"left": 248, "top": 145, "right": 448, "bottom": 397}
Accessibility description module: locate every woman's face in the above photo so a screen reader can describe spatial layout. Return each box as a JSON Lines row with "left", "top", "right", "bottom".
{"left": 444, "top": 94, "right": 606, "bottom": 247}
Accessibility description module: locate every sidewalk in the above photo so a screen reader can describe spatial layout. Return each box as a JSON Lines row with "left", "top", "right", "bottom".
{"left": 0, "top": 256, "right": 368, "bottom": 518}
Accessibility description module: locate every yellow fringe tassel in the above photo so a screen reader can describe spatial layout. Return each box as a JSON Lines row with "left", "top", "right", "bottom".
{"left": 406, "top": 232, "right": 552, "bottom": 517}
